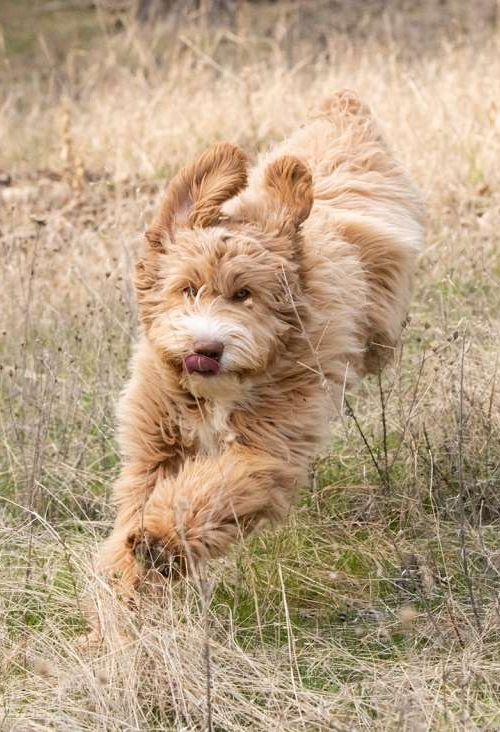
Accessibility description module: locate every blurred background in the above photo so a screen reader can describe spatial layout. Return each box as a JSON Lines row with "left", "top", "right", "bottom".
{"left": 1, "top": 2, "right": 500, "bottom": 730}
{"left": 3, "top": 0, "right": 500, "bottom": 64}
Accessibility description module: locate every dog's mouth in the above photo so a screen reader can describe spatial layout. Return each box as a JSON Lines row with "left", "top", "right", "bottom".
{"left": 184, "top": 353, "right": 221, "bottom": 376}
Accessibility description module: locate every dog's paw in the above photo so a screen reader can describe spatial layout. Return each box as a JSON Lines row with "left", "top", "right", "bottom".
{"left": 99, "top": 530, "right": 144, "bottom": 596}
{"left": 127, "top": 530, "right": 186, "bottom": 578}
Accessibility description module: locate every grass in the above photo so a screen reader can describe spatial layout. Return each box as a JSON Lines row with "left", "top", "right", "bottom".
{"left": 1, "top": 1, "right": 500, "bottom": 729}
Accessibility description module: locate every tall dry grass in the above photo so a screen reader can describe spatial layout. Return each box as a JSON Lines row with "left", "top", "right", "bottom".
{"left": 1, "top": 3, "right": 500, "bottom": 729}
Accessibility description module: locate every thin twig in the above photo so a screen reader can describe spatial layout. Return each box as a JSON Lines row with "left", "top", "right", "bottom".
{"left": 377, "top": 364, "right": 390, "bottom": 491}
{"left": 344, "top": 396, "right": 386, "bottom": 486}
{"left": 390, "top": 349, "right": 426, "bottom": 468}
{"left": 202, "top": 576, "right": 213, "bottom": 732}
{"left": 457, "top": 335, "right": 482, "bottom": 634}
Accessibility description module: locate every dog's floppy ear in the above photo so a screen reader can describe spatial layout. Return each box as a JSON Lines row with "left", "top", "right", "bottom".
{"left": 262, "top": 155, "right": 313, "bottom": 234}
{"left": 145, "top": 143, "right": 248, "bottom": 250}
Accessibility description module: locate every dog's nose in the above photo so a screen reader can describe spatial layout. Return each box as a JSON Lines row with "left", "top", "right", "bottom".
{"left": 193, "top": 339, "right": 224, "bottom": 361}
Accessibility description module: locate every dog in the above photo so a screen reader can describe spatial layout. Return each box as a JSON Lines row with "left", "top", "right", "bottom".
{"left": 100, "top": 90, "right": 423, "bottom": 589}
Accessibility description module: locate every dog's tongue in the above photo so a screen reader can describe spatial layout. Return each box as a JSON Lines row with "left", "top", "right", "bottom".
{"left": 184, "top": 354, "right": 220, "bottom": 376}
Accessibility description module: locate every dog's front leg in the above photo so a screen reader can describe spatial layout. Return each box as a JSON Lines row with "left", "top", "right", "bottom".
{"left": 99, "top": 461, "right": 169, "bottom": 591}
{"left": 127, "top": 448, "right": 304, "bottom": 576}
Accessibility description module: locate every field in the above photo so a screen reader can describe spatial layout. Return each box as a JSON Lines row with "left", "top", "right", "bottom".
{"left": 1, "top": 1, "right": 500, "bottom": 729}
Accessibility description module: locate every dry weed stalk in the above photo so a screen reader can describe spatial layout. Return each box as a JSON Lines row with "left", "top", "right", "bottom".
{"left": 61, "top": 101, "right": 85, "bottom": 193}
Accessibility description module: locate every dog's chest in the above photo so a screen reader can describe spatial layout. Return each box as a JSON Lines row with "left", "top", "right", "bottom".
{"left": 193, "top": 403, "right": 236, "bottom": 456}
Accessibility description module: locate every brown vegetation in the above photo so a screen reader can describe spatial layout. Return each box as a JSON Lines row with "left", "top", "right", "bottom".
{"left": 1, "top": 1, "right": 500, "bottom": 729}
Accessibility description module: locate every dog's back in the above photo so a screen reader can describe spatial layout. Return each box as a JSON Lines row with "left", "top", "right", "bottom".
{"left": 242, "top": 90, "right": 424, "bottom": 375}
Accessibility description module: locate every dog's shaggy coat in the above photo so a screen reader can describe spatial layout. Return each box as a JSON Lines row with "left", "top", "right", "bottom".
{"left": 100, "top": 90, "right": 423, "bottom": 586}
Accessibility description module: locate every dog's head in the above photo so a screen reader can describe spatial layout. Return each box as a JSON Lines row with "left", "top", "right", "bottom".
{"left": 135, "top": 143, "right": 313, "bottom": 400}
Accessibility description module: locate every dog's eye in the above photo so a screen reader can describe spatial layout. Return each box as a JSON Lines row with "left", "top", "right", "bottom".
{"left": 183, "top": 285, "right": 198, "bottom": 298}
{"left": 233, "top": 288, "right": 251, "bottom": 302}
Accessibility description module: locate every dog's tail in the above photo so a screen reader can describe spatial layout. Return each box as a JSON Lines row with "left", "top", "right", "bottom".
{"left": 314, "top": 88, "right": 370, "bottom": 119}
{"left": 310, "top": 88, "right": 383, "bottom": 145}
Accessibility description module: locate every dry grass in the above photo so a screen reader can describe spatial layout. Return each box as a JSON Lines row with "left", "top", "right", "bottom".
{"left": 1, "top": 2, "right": 500, "bottom": 729}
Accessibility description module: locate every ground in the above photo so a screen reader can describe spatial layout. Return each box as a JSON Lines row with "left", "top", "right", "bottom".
{"left": 1, "top": 1, "right": 500, "bottom": 729}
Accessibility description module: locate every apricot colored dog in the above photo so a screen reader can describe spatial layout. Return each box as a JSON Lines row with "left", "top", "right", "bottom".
{"left": 100, "top": 90, "right": 423, "bottom": 588}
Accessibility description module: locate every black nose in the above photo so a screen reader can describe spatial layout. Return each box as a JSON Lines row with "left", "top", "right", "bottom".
{"left": 193, "top": 339, "right": 224, "bottom": 361}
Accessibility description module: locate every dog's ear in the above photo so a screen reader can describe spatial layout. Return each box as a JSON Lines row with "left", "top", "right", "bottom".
{"left": 262, "top": 156, "right": 313, "bottom": 234}
{"left": 145, "top": 143, "right": 248, "bottom": 250}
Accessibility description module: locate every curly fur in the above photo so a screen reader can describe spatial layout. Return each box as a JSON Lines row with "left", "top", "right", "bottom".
{"left": 100, "top": 90, "right": 424, "bottom": 589}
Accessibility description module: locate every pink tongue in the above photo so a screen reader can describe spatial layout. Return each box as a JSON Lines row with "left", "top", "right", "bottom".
{"left": 184, "top": 354, "right": 220, "bottom": 376}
